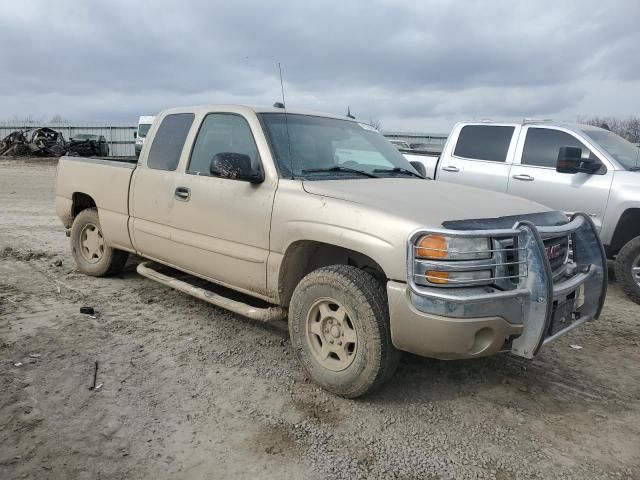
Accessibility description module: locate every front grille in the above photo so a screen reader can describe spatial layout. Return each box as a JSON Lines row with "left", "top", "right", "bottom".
{"left": 543, "top": 236, "right": 569, "bottom": 273}
{"left": 501, "top": 237, "right": 520, "bottom": 286}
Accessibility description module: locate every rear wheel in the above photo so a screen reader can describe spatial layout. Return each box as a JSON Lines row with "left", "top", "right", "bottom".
{"left": 70, "top": 208, "right": 128, "bottom": 277}
{"left": 288, "top": 265, "right": 400, "bottom": 398}
{"left": 614, "top": 236, "right": 640, "bottom": 305}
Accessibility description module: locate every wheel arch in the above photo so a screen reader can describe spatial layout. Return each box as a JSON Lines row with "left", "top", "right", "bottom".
{"left": 72, "top": 192, "right": 97, "bottom": 215}
{"left": 277, "top": 240, "right": 388, "bottom": 307}
{"left": 608, "top": 208, "right": 640, "bottom": 256}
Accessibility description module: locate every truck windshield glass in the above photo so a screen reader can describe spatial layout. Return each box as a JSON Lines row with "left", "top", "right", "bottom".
{"left": 581, "top": 128, "right": 640, "bottom": 170}
{"left": 138, "top": 124, "right": 152, "bottom": 138}
{"left": 259, "top": 113, "right": 420, "bottom": 179}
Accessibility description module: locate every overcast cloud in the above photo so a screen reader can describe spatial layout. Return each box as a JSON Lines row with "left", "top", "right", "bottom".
{"left": 2, "top": 0, "right": 639, "bottom": 132}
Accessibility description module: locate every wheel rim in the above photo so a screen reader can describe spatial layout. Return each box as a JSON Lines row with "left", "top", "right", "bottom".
{"left": 305, "top": 298, "right": 358, "bottom": 372}
{"left": 79, "top": 222, "right": 105, "bottom": 263}
{"left": 633, "top": 253, "right": 640, "bottom": 287}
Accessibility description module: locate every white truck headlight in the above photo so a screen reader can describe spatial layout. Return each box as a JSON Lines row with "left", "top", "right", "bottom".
{"left": 415, "top": 234, "right": 491, "bottom": 261}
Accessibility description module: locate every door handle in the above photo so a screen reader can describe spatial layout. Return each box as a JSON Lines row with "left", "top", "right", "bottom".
{"left": 512, "top": 174, "right": 534, "bottom": 182}
{"left": 175, "top": 186, "right": 191, "bottom": 201}
{"left": 442, "top": 166, "right": 460, "bottom": 173}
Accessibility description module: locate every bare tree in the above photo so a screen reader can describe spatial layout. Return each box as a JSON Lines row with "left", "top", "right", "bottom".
{"left": 12, "top": 114, "right": 37, "bottom": 124}
{"left": 49, "top": 114, "right": 67, "bottom": 124}
{"left": 368, "top": 117, "right": 382, "bottom": 130}
{"left": 577, "top": 115, "right": 640, "bottom": 143}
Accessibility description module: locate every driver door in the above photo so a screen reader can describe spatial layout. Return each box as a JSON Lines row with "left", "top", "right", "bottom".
{"left": 168, "top": 112, "right": 276, "bottom": 294}
{"left": 508, "top": 127, "right": 614, "bottom": 231}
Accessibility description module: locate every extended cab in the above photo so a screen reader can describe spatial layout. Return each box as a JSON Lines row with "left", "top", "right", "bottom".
{"left": 405, "top": 121, "right": 640, "bottom": 304}
{"left": 55, "top": 106, "right": 607, "bottom": 397}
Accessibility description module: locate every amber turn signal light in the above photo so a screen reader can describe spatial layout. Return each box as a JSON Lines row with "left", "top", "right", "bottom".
{"left": 416, "top": 234, "right": 447, "bottom": 259}
{"left": 425, "top": 271, "right": 449, "bottom": 284}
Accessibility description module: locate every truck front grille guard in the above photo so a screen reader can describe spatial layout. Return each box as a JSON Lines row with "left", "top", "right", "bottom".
{"left": 407, "top": 213, "right": 607, "bottom": 359}
{"left": 408, "top": 227, "right": 531, "bottom": 290}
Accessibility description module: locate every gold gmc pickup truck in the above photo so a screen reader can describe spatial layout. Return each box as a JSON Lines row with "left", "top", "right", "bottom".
{"left": 55, "top": 105, "right": 607, "bottom": 397}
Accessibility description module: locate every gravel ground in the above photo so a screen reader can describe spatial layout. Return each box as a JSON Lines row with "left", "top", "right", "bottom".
{"left": 1, "top": 157, "right": 639, "bottom": 480}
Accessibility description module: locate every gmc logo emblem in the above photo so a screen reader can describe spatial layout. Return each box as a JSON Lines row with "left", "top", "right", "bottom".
{"left": 546, "top": 244, "right": 563, "bottom": 260}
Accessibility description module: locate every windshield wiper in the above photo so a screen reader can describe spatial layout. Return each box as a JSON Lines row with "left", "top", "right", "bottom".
{"left": 628, "top": 166, "right": 640, "bottom": 171}
{"left": 373, "top": 167, "right": 425, "bottom": 179}
{"left": 302, "top": 166, "right": 379, "bottom": 178}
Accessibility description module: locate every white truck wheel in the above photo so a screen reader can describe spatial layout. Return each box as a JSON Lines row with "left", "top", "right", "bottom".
{"left": 615, "top": 236, "right": 640, "bottom": 305}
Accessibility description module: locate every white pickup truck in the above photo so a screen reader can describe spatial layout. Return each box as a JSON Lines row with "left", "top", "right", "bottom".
{"left": 405, "top": 121, "right": 640, "bottom": 304}
{"left": 55, "top": 106, "right": 607, "bottom": 397}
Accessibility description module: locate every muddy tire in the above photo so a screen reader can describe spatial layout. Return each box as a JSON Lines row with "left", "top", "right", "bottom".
{"left": 614, "top": 236, "right": 640, "bottom": 305}
{"left": 70, "top": 208, "right": 128, "bottom": 277}
{"left": 288, "top": 265, "right": 401, "bottom": 398}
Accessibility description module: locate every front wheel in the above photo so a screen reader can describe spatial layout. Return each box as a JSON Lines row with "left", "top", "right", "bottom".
{"left": 70, "top": 208, "right": 128, "bottom": 277}
{"left": 288, "top": 265, "right": 400, "bottom": 398}
{"left": 615, "top": 236, "right": 640, "bottom": 305}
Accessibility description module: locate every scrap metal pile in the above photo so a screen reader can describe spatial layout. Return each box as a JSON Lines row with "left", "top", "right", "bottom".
{"left": 66, "top": 135, "right": 109, "bottom": 157}
{"left": 0, "top": 128, "right": 66, "bottom": 157}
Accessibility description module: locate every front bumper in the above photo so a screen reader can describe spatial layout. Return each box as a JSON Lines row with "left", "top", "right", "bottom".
{"left": 388, "top": 281, "right": 523, "bottom": 359}
{"left": 388, "top": 213, "right": 607, "bottom": 360}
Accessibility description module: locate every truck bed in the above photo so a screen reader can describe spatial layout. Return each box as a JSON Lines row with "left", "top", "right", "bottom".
{"left": 55, "top": 155, "right": 137, "bottom": 252}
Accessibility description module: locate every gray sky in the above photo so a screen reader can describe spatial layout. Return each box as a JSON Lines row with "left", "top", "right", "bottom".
{"left": 2, "top": 0, "right": 639, "bottom": 132}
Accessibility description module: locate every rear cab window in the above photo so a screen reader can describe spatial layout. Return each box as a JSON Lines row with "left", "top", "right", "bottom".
{"left": 453, "top": 125, "right": 515, "bottom": 162}
{"left": 147, "top": 113, "right": 195, "bottom": 171}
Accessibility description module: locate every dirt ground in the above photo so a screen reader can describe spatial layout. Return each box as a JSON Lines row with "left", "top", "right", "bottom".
{"left": 1, "top": 157, "right": 639, "bottom": 480}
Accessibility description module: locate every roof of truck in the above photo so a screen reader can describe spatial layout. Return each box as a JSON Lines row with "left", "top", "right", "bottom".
{"left": 456, "top": 120, "right": 607, "bottom": 133}
{"left": 159, "top": 104, "right": 362, "bottom": 123}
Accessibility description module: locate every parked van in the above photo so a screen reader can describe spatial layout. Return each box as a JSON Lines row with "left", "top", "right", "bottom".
{"left": 134, "top": 115, "right": 156, "bottom": 157}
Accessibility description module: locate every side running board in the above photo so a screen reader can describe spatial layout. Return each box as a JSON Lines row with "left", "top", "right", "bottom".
{"left": 136, "top": 261, "right": 286, "bottom": 322}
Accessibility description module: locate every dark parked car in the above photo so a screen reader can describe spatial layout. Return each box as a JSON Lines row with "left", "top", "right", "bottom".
{"left": 67, "top": 134, "right": 109, "bottom": 157}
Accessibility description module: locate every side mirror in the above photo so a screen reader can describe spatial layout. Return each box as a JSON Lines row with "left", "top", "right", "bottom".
{"left": 133, "top": 131, "right": 137, "bottom": 139}
{"left": 210, "top": 152, "right": 264, "bottom": 183}
{"left": 409, "top": 161, "right": 427, "bottom": 178}
{"left": 556, "top": 146, "right": 601, "bottom": 174}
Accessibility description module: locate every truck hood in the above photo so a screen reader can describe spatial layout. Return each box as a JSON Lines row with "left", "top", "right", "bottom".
{"left": 302, "top": 178, "right": 555, "bottom": 228}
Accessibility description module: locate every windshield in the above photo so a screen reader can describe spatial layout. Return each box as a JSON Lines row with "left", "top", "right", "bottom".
{"left": 73, "top": 134, "right": 98, "bottom": 141}
{"left": 138, "top": 123, "right": 152, "bottom": 138}
{"left": 581, "top": 128, "right": 640, "bottom": 170}
{"left": 259, "top": 113, "right": 420, "bottom": 179}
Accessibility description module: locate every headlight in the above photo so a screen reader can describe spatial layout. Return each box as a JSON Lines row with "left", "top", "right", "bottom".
{"left": 416, "top": 234, "right": 491, "bottom": 261}
{"left": 412, "top": 233, "right": 495, "bottom": 287}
